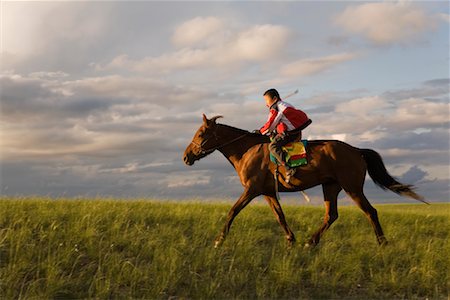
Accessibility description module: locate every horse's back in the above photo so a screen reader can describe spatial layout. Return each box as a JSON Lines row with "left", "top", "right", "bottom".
{"left": 307, "top": 139, "right": 363, "bottom": 163}
{"left": 307, "top": 139, "right": 368, "bottom": 189}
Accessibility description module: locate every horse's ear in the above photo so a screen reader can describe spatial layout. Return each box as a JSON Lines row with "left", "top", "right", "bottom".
{"left": 202, "top": 114, "right": 208, "bottom": 124}
{"left": 210, "top": 115, "right": 223, "bottom": 124}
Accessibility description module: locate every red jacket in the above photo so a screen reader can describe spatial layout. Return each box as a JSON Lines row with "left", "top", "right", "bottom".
{"left": 260, "top": 100, "right": 309, "bottom": 135}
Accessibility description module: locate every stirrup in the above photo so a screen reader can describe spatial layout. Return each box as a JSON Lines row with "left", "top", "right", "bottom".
{"left": 285, "top": 168, "right": 296, "bottom": 183}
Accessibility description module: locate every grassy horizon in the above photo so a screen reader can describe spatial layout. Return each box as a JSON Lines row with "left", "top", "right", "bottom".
{"left": 0, "top": 197, "right": 448, "bottom": 299}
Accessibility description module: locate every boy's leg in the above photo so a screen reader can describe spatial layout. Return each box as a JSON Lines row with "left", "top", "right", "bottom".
{"left": 270, "top": 133, "right": 299, "bottom": 183}
{"left": 269, "top": 133, "right": 297, "bottom": 165}
{"left": 269, "top": 134, "right": 287, "bottom": 166}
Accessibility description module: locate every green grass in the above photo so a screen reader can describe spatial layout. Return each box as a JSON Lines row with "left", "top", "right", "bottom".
{"left": 0, "top": 197, "right": 448, "bottom": 299}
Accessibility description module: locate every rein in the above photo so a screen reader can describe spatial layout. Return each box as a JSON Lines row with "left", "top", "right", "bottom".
{"left": 191, "top": 133, "right": 249, "bottom": 155}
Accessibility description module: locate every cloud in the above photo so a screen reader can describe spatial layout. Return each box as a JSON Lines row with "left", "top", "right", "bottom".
{"left": 172, "top": 16, "right": 225, "bottom": 47}
{"left": 438, "top": 13, "right": 450, "bottom": 23}
{"left": 1, "top": 72, "right": 449, "bottom": 200}
{"left": 383, "top": 78, "right": 450, "bottom": 100}
{"left": 98, "top": 23, "right": 291, "bottom": 74}
{"left": 165, "top": 171, "right": 211, "bottom": 188}
{"left": 0, "top": 74, "right": 124, "bottom": 122}
{"left": 335, "top": 2, "right": 439, "bottom": 45}
{"left": 1, "top": 3, "right": 448, "bottom": 201}
{"left": 374, "top": 129, "right": 449, "bottom": 152}
{"left": 309, "top": 96, "right": 449, "bottom": 142}
{"left": 389, "top": 98, "right": 450, "bottom": 130}
{"left": 280, "top": 52, "right": 359, "bottom": 77}
{"left": 1, "top": 2, "right": 114, "bottom": 72}
{"left": 335, "top": 95, "right": 393, "bottom": 116}
{"left": 400, "top": 165, "right": 429, "bottom": 184}
{"left": 0, "top": 72, "right": 214, "bottom": 163}
{"left": 305, "top": 78, "right": 449, "bottom": 141}
{"left": 327, "top": 36, "right": 351, "bottom": 47}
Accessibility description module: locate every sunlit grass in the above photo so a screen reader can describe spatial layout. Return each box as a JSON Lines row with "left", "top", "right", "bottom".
{"left": 0, "top": 197, "right": 448, "bottom": 299}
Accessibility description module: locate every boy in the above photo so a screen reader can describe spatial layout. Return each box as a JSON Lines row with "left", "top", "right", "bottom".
{"left": 258, "top": 88, "right": 310, "bottom": 183}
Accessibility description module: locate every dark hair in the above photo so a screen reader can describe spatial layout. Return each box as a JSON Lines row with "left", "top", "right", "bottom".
{"left": 263, "top": 88, "right": 280, "bottom": 100}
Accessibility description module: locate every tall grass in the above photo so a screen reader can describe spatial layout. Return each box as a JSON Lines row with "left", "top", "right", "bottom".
{"left": 0, "top": 197, "right": 448, "bottom": 299}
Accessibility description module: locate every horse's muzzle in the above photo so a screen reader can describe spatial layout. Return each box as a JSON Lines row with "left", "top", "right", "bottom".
{"left": 183, "top": 154, "right": 194, "bottom": 166}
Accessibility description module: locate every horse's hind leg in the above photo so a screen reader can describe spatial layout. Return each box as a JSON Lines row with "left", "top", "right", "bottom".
{"left": 346, "top": 190, "right": 387, "bottom": 245}
{"left": 307, "top": 183, "right": 341, "bottom": 247}
{"left": 264, "top": 195, "right": 296, "bottom": 246}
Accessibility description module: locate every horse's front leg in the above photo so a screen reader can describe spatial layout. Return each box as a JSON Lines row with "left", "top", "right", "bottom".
{"left": 214, "top": 188, "right": 258, "bottom": 248}
{"left": 264, "top": 195, "right": 296, "bottom": 247}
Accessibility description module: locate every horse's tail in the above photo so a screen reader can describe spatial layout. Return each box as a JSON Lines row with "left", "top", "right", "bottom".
{"left": 360, "top": 148, "right": 428, "bottom": 204}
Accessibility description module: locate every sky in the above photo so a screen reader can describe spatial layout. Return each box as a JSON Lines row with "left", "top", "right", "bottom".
{"left": 1, "top": 1, "right": 449, "bottom": 204}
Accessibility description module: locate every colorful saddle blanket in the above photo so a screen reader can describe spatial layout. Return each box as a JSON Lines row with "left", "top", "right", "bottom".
{"left": 270, "top": 140, "right": 308, "bottom": 167}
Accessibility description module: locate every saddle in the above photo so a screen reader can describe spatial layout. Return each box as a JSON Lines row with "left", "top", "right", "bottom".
{"left": 269, "top": 119, "right": 311, "bottom": 168}
{"left": 270, "top": 140, "right": 308, "bottom": 167}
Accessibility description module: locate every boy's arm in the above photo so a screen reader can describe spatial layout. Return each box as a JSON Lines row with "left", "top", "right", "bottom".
{"left": 260, "top": 109, "right": 282, "bottom": 135}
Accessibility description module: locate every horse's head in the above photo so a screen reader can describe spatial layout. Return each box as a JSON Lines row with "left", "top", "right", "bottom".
{"left": 183, "top": 114, "right": 223, "bottom": 166}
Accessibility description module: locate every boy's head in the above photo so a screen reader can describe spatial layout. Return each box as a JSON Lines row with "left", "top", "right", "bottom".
{"left": 263, "top": 88, "right": 280, "bottom": 107}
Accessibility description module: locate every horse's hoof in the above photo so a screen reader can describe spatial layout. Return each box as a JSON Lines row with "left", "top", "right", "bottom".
{"left": 286, "top": 236, "right": 296, "bottom": 248}
{"left": 214, "top": 238, "right": 224, "bottom": 249}
{"left": 304, "top": 242, "right": 317, "bottom": 249}
{"left": 377, "top": 235, "right": 388, "bottom": 247}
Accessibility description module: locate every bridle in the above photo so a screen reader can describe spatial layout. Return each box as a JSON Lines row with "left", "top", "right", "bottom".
{"left": 190, "top": 130, "right": 249, "bottom": 155}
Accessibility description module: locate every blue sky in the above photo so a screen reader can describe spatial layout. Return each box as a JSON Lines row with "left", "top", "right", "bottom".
{"left": 1, "top": 1, "right": 449, "bottom": 203}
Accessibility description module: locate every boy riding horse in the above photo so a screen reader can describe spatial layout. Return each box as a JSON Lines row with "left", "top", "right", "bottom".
{"left": 258, "top": 88, "right": 311, "bottom": 183}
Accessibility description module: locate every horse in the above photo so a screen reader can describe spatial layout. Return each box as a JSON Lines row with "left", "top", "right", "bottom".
{"left": 183, "top": 114, "right": 427, "bottom": 248}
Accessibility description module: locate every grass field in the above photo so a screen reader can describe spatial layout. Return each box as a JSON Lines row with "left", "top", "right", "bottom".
{"left": 0, "top": 197, "right": 448, "bottom": 299}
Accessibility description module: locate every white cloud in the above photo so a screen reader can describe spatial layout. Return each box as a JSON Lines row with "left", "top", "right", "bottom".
{"left": 99, "top": 23, "right": 290, "bottom": 74}
{"left": 306, "top": 92, "right": 449, "bottom": 143}
{"left": 172, "top": 16, "right": 225, "bottom": 47}
{"left": 438, "top": 13, "right": 450, "bottom": 24}
{"left": 29, "top": 71, "right": 70, "bottom": 79}
{"left": 335, "top": 2, "right": 438, "bottom": 45}
{"left": 1, "top": 2, "right": 110, "bottom": 58}
{"left": 231, "top": 25, "right": 290, "bottom": 61}
{"left": 280, "top": 52, "right": 359, "bottom": 77}
{"left": 165, "top": 171, "right": 211, "bottom": 188}
{"left": 389, "top": 98, "right": 450, "bottom": 130}
{"left": 335, "top": 96, "right": 393, "bottom": 116}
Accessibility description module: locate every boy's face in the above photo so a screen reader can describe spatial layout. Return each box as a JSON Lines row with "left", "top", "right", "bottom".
{"left": 264, "top": 95, "right": 277, "bottom": 107}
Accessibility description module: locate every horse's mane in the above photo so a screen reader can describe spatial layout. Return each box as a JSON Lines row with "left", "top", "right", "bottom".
{"left": 217, "top": 123, "right": 249, "bottom": 134}
{"left": 216, "top": 123, "right": 271, "bottom": 143}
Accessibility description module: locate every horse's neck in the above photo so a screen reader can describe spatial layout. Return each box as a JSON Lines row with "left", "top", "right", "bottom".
{"left": 216, "top": 125, "right": 267, "bottom": 169}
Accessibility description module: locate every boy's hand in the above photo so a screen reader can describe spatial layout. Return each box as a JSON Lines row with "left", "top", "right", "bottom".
{"left": 252, "top": 129, "right": 261, "bottom": 134}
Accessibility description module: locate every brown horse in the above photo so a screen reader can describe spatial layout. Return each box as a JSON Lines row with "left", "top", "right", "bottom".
{"left": 183, "top": 114, "right": 426, "bottom": 248}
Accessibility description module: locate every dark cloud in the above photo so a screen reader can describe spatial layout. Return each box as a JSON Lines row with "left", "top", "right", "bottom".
{"left": 400, "top": 165, "right": 428, "bottom": 184}
{"left": 382, "top": 78, "right": 449, "bottom": 100}
{"left": 0, "top": 76, "right": 128, "bottom": 123}
{"left": 304, "top": 105, "right": 336, "bottom": 115}
{"left": 374, "top": 129, "right": 449, "bottom": 151}
{"left": 327, "top": 35, "right": 351, "bottom": 47}
{"left": 374, "top": 149, "right": 448, "bottom": 166}
{"left": 62, "top": 97, "right": 123, "bottom": 115}
{"left": 0, "top": 76, "right": 56, "bottom": 118}
{"left": 423, "top": 78, "right": 450, "bottom": 87}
